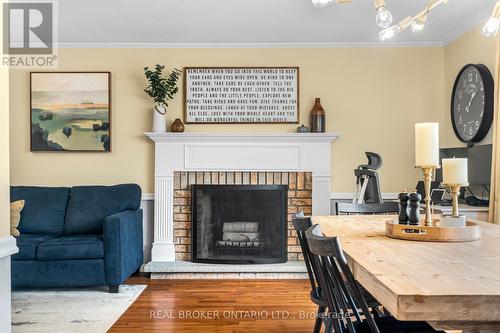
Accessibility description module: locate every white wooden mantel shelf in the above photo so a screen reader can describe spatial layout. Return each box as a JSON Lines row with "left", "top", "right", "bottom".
{"left": 145, "top": 131, "right": 340, "bottom": 262}
{"left": 145, "top": 132, "right": 340, "bottom": 142}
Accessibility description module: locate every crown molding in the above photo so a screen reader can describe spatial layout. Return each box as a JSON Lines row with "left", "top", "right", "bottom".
{"left": 56, "top": 41, "right": 445, "bottom": 49}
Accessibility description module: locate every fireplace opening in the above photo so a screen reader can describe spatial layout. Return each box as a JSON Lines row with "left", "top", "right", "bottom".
{"left": 191, "top": 185, "right": 288, "bottom": 264}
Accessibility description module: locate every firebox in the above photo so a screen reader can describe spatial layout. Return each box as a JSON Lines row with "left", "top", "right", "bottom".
{"left": 191, "top": 185, "right": 288, "bottom": 264}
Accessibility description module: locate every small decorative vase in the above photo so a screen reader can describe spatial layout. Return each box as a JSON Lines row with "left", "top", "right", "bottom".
{"left": 170, "top": 118, "right": 185, "bottom": 133}
{"left": 152, "top": 106, "right": 167, "bottom": 132}
{"left": 310, "top": 98, "right": 326, "bottom": 133}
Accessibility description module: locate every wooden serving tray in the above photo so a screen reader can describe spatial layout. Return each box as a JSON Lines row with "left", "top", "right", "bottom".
{"left": 385, "top": 220, "right": 481, "bottom": 242}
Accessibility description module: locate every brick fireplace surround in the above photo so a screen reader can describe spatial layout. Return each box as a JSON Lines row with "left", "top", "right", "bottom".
{"left": 173, "top": 171, "right": 312, "bottom": 261}
{"left": 144, "top": 132, "right": 339, "bottom": 277}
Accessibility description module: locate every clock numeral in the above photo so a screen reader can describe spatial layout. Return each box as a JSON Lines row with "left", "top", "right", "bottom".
{"left": 469, "top": 127, "right": 474, "bottom": 136}
{"left": 476, "top": 121, "right": 480, "bottom": 129}
{"left": 463, "top": 124, "right": 467, "bottom": 134}
{"left": 457, "top": 104, "right": 461, "bottom": 112}
{"left": 458, "top": 91, "right": 463, "bottom": 99}
{"left": 468, "top": 73, "right": 473, "bottom": 82}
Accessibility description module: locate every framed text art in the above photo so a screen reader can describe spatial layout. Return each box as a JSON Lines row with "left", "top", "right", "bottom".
{"left": 184, "top": 67, "right": 299, "bottom": 124}
{"left": 30, "top": 72, "right": 111, "bottom": 152}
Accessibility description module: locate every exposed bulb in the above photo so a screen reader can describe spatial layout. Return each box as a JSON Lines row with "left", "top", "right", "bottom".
{"left": 379, "top": 25, "right": 401, "bottom": 41}
{"left": 411, "top": 17, "right": 426, "bottom": 34}
{"left": 375, "top": 6, "right": 393, "bottom": 28}
{"left": 482, "top": 17, "right": 500, "bottom": 38}
{"left": 311, "top": 0, "right": 334, "bottom": 8}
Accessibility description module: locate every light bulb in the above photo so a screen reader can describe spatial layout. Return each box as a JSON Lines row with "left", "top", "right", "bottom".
{"left": 411, "top": 17, "right": 426, "bottom": 34}
{"left": 311, "top": 0, "right": 334, "bottom": 8}
{"left": 375, "top": 6, "right": 393, "bottom": 28}
{"left": 482, "top": 17, "right": 500, "bottom": 38}
{"left": 379, "top": 25, "right": 401, "bottom": 41}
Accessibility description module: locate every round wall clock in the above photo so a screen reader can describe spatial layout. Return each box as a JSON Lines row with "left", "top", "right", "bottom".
{"left": 451, "top": 64, "right": 494, "bottom": 144}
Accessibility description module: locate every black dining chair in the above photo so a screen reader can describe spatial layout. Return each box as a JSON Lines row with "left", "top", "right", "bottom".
{"left": 305, "top": 224, "right": 445, "bottom": 333}
{"left": 292, "top": 216, "right": 326, "bottom": 333}
{"left": 335, "top": 202, "right": 399, "bottom": 216}
{"left": 292, "top": 215, "right": 382, "bottom": 333}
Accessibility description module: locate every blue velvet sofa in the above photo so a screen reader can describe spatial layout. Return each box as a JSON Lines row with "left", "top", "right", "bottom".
{"left": 10, "top": 184, "right": 143, "bottom": 293}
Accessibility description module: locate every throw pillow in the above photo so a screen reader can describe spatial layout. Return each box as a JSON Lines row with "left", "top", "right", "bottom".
{"left": 10, "top": 200, "right": 25, "bottom": 237}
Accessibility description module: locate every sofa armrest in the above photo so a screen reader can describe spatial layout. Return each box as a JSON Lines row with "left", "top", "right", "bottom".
{"left": 103, "top": 209, "right": 143, "bottom": 286}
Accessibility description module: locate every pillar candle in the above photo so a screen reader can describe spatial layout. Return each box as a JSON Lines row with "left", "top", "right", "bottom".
{"left": 415, "top": 123, "right": 440, "bottom": 167}
{"left": 442, "top": 158, "right": 468, "bottom": 185}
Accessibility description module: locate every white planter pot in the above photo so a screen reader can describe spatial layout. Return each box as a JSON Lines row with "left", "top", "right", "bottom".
{"left": 152, "top": 106, "right": 167, "bottom": 132}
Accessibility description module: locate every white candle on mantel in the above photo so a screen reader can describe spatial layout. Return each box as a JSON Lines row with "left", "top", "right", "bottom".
{"left": 442, "top": 158, "right": 468, "bottom": 185}
{"left": 415, "top": 123, "right": 440, "bottom": 167}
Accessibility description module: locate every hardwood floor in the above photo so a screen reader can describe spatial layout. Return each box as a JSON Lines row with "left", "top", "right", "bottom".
{"left": 109, "top": 276, "right": 319, "bottom": 332}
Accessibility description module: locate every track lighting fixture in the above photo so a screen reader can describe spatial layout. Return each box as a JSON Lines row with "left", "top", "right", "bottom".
{"left": 373, "top": 0, "right": 393, "bottom": 28}
{"left": 482, "top": 2, "right": 500, "bottom": 38}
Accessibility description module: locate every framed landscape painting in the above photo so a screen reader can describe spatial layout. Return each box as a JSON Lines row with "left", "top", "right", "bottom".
{"left": 30, "top": 72, "right": 111, "bottom": 152}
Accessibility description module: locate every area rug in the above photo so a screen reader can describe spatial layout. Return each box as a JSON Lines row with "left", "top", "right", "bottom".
{"left": 12, "top": 284, "right": 146, "bottom": 333}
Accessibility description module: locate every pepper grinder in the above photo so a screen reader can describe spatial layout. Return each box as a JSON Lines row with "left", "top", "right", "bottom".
{"left": 408, "top": 191, "right": 422, "bottom": 226}
{"left": 398, "top": 190, "right": 409, "bottom": 225}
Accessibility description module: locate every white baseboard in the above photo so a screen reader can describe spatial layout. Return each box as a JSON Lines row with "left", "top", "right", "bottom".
{"left": 0, "top": 236, "right": 18, "bottom": 333}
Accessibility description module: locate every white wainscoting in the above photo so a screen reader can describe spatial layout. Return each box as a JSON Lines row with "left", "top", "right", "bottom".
{"left": 0, "top": 236, "right": 18, "bottom": 333}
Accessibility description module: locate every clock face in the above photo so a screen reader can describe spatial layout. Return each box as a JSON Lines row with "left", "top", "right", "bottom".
{"left": 451, "top": 64, "right": 494, "bottom": 143}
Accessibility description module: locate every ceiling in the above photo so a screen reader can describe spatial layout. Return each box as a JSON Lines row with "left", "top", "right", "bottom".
{"left": 57, "top": 0, "right": 497, "bottom": 47}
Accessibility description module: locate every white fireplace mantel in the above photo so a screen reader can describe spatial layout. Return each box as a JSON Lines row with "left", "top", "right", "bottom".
{"left": 145, "top": 132, "right": 339, "bottom": 262}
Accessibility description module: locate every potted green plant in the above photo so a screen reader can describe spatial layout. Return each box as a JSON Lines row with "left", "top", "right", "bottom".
{"left": 144, "top": 65, "right": 181, "bottom": 132}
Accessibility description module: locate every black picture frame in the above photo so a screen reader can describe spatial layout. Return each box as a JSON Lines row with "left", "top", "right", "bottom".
{"left": 183, "top": 67, "right": 300, "bottom": 124}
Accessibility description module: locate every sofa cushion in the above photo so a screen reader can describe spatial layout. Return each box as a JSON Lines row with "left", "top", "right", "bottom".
{"left": 64, "top": 184, "right": 141, "bottom": 234}
{"left": 13, "top": 234, "right": 57, "bottom": 260}
{"left": 37, "top": 234, "right": 104, "bottom": 260}
{"left": 11, "top": 186, "right": 69, "bottom": 234}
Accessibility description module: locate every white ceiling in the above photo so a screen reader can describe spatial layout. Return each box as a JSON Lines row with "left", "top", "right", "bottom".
{"left": 58, "top": 0, "right": 497, "bottom": 47}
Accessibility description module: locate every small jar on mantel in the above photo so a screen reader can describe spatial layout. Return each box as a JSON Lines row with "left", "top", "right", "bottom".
{"left": 170, "top": 118, "right": 185, "bottom": 133}
{"left": 310, "top": 98, "right": 326, "bottom": 133}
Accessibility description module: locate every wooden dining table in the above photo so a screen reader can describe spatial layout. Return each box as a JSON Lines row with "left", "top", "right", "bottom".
{"left": 314, "top": 215, "right": 500, "bottom": 333}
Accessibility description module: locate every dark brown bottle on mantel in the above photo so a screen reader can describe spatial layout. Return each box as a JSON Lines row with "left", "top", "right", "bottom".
{"left": 310, "top": 98, "right": 326, "bottom": 133}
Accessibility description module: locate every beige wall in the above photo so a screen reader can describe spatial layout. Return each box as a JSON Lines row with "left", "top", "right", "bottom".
{"left": 1, "top": 14, "right": 9, "bottom": 237}
{"left": 444, "top": 25, "right": 497, "bottom": 148}
{"left": 10, "top": 47, "right": 446, "bottom": 194}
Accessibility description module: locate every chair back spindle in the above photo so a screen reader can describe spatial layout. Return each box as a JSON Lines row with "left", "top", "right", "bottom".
{"left": 306, "top": 224, "right": 381, "bottom": 333}
{"left": 292, "top": 216, "right": 320, "bottom": 298}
